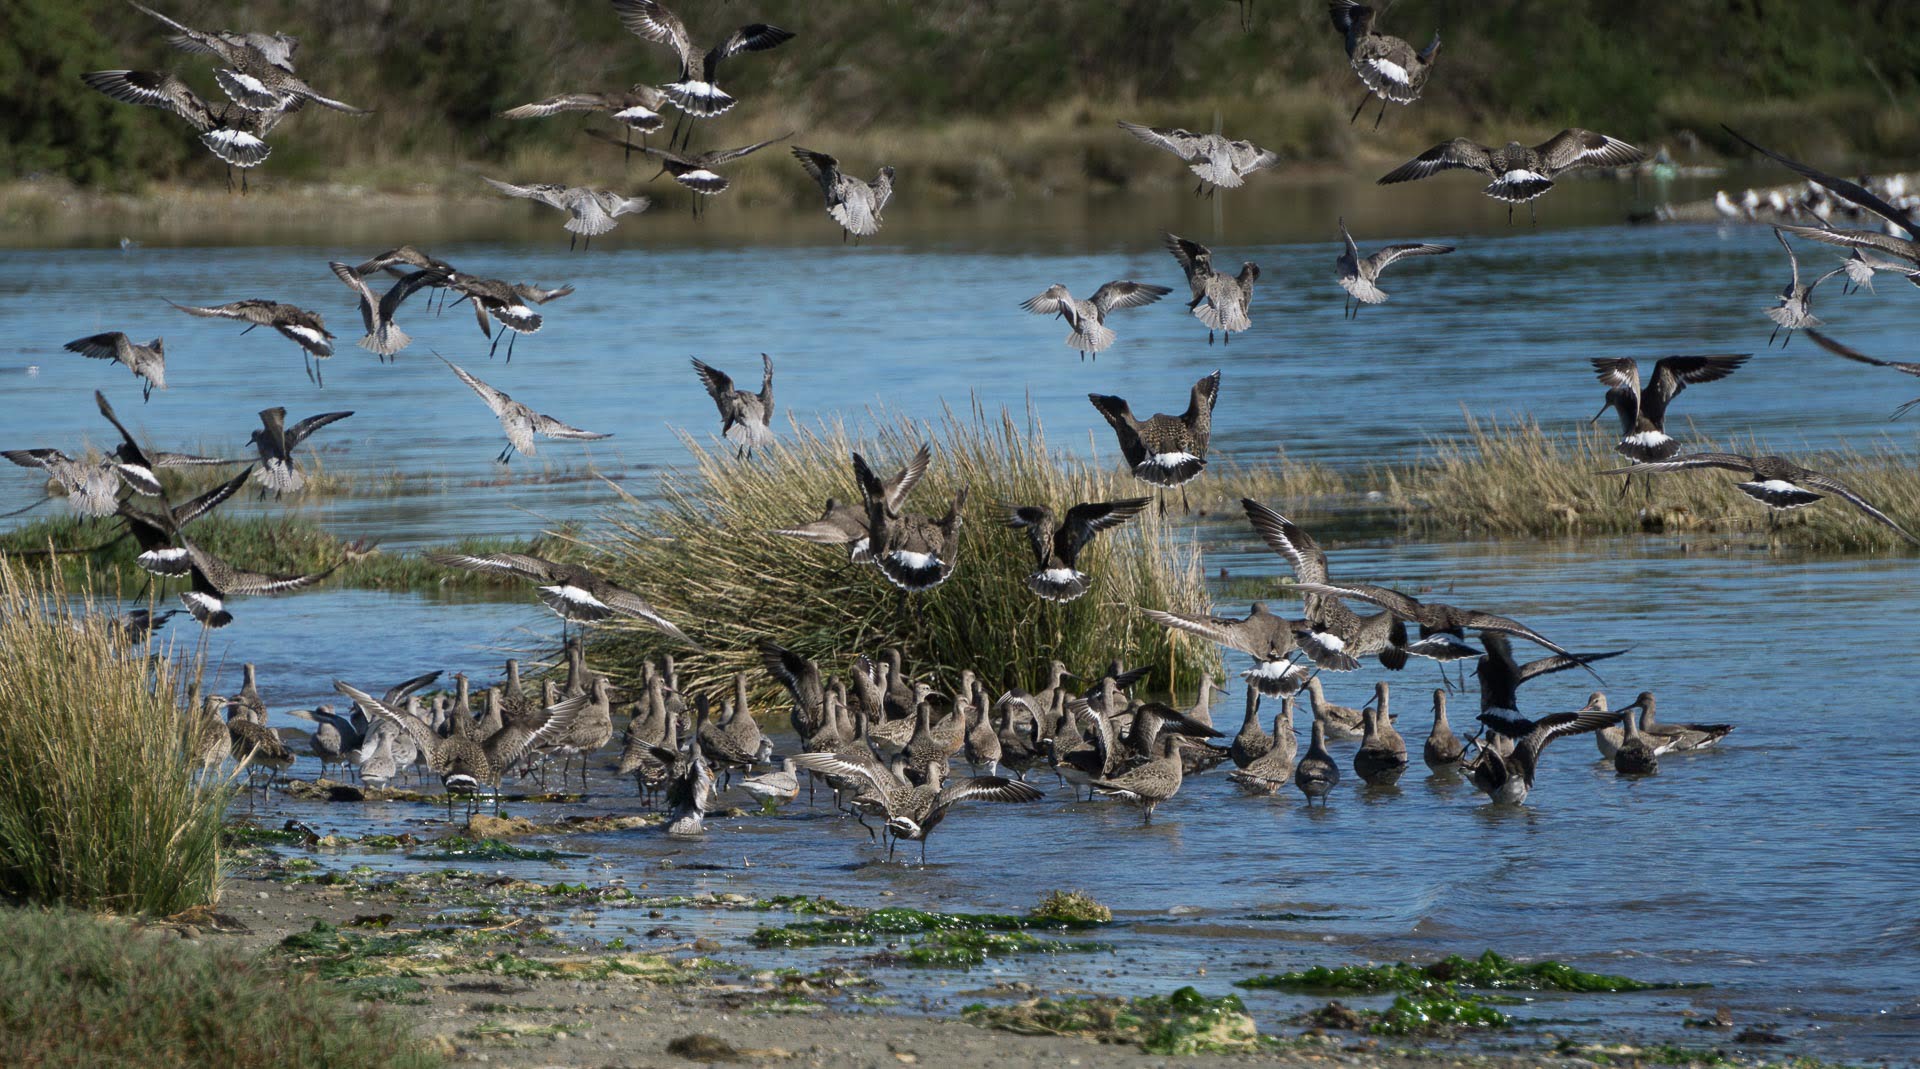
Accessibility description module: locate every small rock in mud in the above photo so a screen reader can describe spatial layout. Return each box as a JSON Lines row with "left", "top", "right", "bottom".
{"left": 1305, "top": 1001, "right": 1368, "bottom": 1031}
{"left": 666, "top": 1033, "right": 741, "bottom": 1061}
{"left": 1734, "top": 1029, "right": 1789, "bottom": 1045}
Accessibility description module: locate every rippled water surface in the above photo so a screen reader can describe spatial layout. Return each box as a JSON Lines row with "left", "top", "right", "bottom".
{"left": 4, "top": 182, "right": 1918, "bottom": 1060}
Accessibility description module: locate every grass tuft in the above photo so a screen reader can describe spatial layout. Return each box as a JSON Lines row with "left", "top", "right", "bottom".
{"left": 0, "top": 559, "right": 228, "bottom": 913}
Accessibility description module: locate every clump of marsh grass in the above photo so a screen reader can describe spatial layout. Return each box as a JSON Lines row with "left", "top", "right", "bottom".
{"left": 0, "top": 559, "right": 228, "bottom": 913}
{"left": 0, "top": 908, "right": 440, "bottom": 1068}
{"left": 583, "top": 403, "right": 1218, "bottom": 700}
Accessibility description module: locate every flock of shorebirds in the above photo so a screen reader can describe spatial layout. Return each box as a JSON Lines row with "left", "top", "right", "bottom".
{"left": 9, "top": 2, "right": 1920, "bottom": 860}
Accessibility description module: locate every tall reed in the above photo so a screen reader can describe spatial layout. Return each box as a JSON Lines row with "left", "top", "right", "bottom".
{"left": 582, "top": 403, "right": 1219, "bottom": 699}
{"left": 0, "top": 558, "right": 228, "bottom": 913}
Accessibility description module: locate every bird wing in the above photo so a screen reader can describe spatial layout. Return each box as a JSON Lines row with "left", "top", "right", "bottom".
{"left": 703, "top": 134, "right": 792, "bottom": 166}
{"left": 1516, "top": 647, "right": 1629, "bottom": 684}
{"left": 1723, "top": 126, "right": 1919, "bottom": 238}
{"left": 1140, "top": 608, "right": 1261, "bottom": 656}
{"left": 1597, "top": 452, "right": 1757, "bottom": 476}
{"left": 1645, "top": 354, "right": 1750, "bottom": 413}
{"left": 441, "top": 354, "right": 513, "bottom": 417}
{"left": 424, "top": 551, "right": 558, "bottom": 581}
{"left": 1805, "top": 330, "right": 1920, "bottom": 377}
{"left": 496, "top": 693, "right": 592, "bottom": 766}
{"left": 1004, "top": 505, "right": 1055, "bottom": 569}
{"left": 1798, "top": 471, "right": 1920, "bottom": 544}
{"left": 82, "top": 69, "right": 215, "bottom": 130}
{"left": 170, "top": 467, "right": 252, "bottom": 528}
{"left": 166, "top": 298, "right": 274, "bottom": 325}
{"left": 1163, "top": 233, "right": 1213, "bottom": 284}
{"left": 183, "top": 536, "right": 334, "bottom": 595}
{"left": 1058, "top": 498, "right": 1150, "bottom": 559}
{"left": 1589, "top": 355, "right": 1642, "bottom": 417}
{"left": 333, "top": 681, "right": 439, "bottom": 752}
{"left": 1537, "top": 129, "right": 1643, "bottom": 173}
{"left": 935, "top": 777, "right": 1045, "bottom": 809}
{"left": 1020, "top": 284, "right": 1072, "bottom": 316}
{"left": 1241, "top": 498, "right": 1327, "bottom": 584}
{"left": 328, "top": 260, "right": 382, "bottom": 336}
{"left": 379, "top": 670, "right": 443, "bottom": 708}
{"left": 1091, "top": 280, "right": 1171, "bottom": 315}
{"left": 790, "top": 146, "right": 838, "bottom": 191}
{"left": 883, "top": 443, "right": 933, "bottom": 512}
{"left": 1365, "top": 243, "right": 1454, "bottom": 273}
{"left": 707, "top": 23, "right": 795, "bottom": 75}
{"left": 789, "top": 752, "right": 891, "bottom": 794}
{"left": 1117, "top": 120, "right": 1202, "bottom": 161}
{"left": 531, "top": 411, "right": 612, "bottom": 441}
{"left": 513, "top": 281, "right": 575, "bottom": 305}
{"left": 1519, "top": 707, "right": 1628, "bottom": 768}
{"left": 1378, "top": 139, "right": 1491, "bottom": 183}
{"left": 690, "top": 357, "right": 735, "bottom": 401}
{"left": 1451, "top": 609, "right": 1594, "bottom": 670}
{"left": 482, "top": 177, "right": 570, "bottom": 209}
{"left": 500, "top": 93, "right": 614, "bottom": 119}
{"left": 760, "top": 641, "right": 824, "bottom": 710}
{"left": 283, "top": 410, "right": 353, "bottom": 448}
{"left": 1291, "top": 581, "right": 1423, "bottom": 619}
{"left": 93, "top": 389, "right": 151, "bottom": 467}
{"left": 1774, "top": 223, "right": 1918, "bottom": 262}
{"left": 611, "top": 0, "right": 698, "bottom": 70}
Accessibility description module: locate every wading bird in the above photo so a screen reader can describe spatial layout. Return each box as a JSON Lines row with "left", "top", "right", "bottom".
{"left": 1378, "top": 129, "right": 1643, "bottom": 222}
{"left": 1329, "top": 0, "right": 1440, "bottom": 129}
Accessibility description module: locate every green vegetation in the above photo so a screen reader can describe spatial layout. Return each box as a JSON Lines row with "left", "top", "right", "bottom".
{"left": 0, "top": 560, "right": 227, "bottom": 913}
{"left": 276, "top": 918, "right": 703, "bottom": 986}
{"left": 407, "top": 837, "right": 584, "bottom": 863}
{"left": 753, "top": 897, "right": 1113, "bottom": 968}
{"left": 7, "top": 1, "right": 1920, "bottom": 198}
{"left": 0, "top": 908, "right": 438, "bottom": 1068}
{"left": 1368, "top": 987, "right": 1511, "bottom": 1036}
{"left": 889, "top": 929, "right": 1111, "bottom": 968}
{"left": 963, "top": 986, "right": 1262, "bottom": 1055}
{"left": 1237, "top": 949, "right": 1684, "bottom": 994}
{"left": 588, "top": 405, "right": 1218, "bottom": 698}
{"left": 1029, "top": 889, "right": 1113, "bottom": 926}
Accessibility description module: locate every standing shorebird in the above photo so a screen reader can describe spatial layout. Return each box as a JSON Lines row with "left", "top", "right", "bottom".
{"left": 1004, "top": 497, "right": 1151, "bottom": 603}
{"left": 1352, "top": 683, "right": 1408, "bottom": 787}
{"left": 1378, "top": 129, "right": 1643, "bottom": 222}
{"left": 854, "top": 452, "right": 966, "bottom": 594}
{"left": 772, "top": 444, "right": 932, "bottom": 564}
{"left": 1623, "top": 692, "right": 1734, "bottom": 752}
{"left": 1329, "top": 0, "right": 1440, "bottom": 128}
{"left": 691, "top": 355, "right": 774, "bottom": 457}
{"left": 248, "top": 406, "right": 351, "bottom": 496}
{"left": 80, "top": 70, "right": 280, "bottom": 191}
{"left": 1335, "top": 218, "right": 1453, "bottom": 316}
{"left": 1293, "top": 716, "right": 1340, "bottom": 806}
{"left": 424, "top": 549, "right": 696, "bottom": 647}
{"left": 1590, "top": 354, "right": 1750, "bottom": 464}
{"left": 1242, "top": 499, "right": 1404, "bottom": 670}
{"left": 481, "top": 178, "right": 651, "bottom": 250}
{"left": 1116, "top": 120, "right": 1281, "bottom": 195}
{"left": 1423, "top": 690, "right": 1464, "bottom": 770}
{"left": 1600, "top": 452, "right": 1918, "bottom": 544}
{"left": 500, "top": 85, "right": 669, "bottom": 157}
{"left": 1463, "top": 705, "right": 1624, "bottom": 805}
{"left": 792, "top": 148, "right": 894, "bottom": 241}
{"left": 623, "top": 135, "right": 791, "bottom": 215}
{"left": 610, "top": 0, "right": 794, "bottom": 128}
{"left": 1764, "top": 228, "right": 1844, "bottom": 347}
{"left": 165, "top": 298, "right": 335, "bottom": 384}
{"left": 1165, "top": 234, "right": 1260, "bottom": 344}
{"left": 64, "top": 333, "right": 166, "bottom": 401}
{"left": 1807, "top": 331, "right": 1920, "bottom": 419}
{"left": 439, "top": 355, "right": 611, "bottom": 464}
{"left": 1088, "top": 370, "right": 1221, "bottom": 510}
{"left": 1090, "top": 733, "right": 1186, "bottom": 825}
{"left": 130, "top": 1, "right": 366, "bottom": 115}
{"left": 1021, "top": 281, "right": 1171, "bottom": 361}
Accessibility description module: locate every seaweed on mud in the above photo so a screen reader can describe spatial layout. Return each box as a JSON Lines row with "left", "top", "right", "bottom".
{"left": 407, "top": 837, "right": 584, "bottom": 863}
{"left": 751, "top": 899, "right": 1111, "bottom": 949}
{"left": 1367, "top": 987, "right": 1511, "bottom": 1036}
{"left": 275, "top": 920, "right": 706, "bottom": 988}
{"left": 1028, "top": 890, "right": 1112, "bottom": 926}
{"left": 962, "top": 986, "right": 1261, "bottom": 1055}
{"left": 882, "top": 930, "right": 1111, "bottom": 968}
{"left": 1238, "top": 949, "right": 1689, "bottom": 994}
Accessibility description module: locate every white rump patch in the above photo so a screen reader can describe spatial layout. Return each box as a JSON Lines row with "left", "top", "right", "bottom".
{"left": 675, "top": 81, "right": 723, "bottom": 99}
{"left": 1367, "top": 58, "right": 1411, "bottom": 84}
{"left": 613, "top": 105, "right": 660, "bottom": 122}
{"left": 1145, "top": 451, "right": 1200, "bottom": 470}
{"left": 1624, "top": 430, "right": 1671, "bottom": 447}
{"left": 543, "top": 584, "right": 607, "bottom": 610}
{"left": 1502, "top": 169, "right": 1548, "bottom": 184}
{"left": 890, "top": 550, "right": 938, "bottom": 572}
{"left": 180, "top": 591, "right": 223, "bottom": 615}
{"left": 1755, "top": 479, "right": 1800, "bottom": 494}
{"left": 1312, "top": 631, "right": 1347, "bottom": 652}
{"left": 1039, "top": 568, "right": 1082, "bottom": 585}
{"left": 1247, "top": 660, "right": 1303, "bottom": 680}
{"left": 285, "top": 325, "right": 327, "bottom": 345}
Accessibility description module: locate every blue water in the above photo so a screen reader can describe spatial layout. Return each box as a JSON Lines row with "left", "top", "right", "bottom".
{"left": 4, "top": 186, "right": 1919, "bottom": 1060}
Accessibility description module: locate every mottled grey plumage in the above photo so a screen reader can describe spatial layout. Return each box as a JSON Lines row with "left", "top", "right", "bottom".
{"left": 1378, "top": 129, "right": 1642, "bottom": 219}
{"left": 692, "top": 354, "right": 774, "bottom": 455}
{"left": 1335, "top": 217, "right": 1452, "bottom": 315}
{"left": 793, "top": 148, "right": 894, "bottom": 239}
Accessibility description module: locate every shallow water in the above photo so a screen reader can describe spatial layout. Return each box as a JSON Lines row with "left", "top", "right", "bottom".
{"left": 5, "top": 181, "right": 1920, "bottom": 1060}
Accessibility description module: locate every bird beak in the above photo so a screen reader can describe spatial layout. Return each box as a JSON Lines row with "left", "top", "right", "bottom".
{"left": 1589, "top": 402, "right": 1610, "bottom": 426}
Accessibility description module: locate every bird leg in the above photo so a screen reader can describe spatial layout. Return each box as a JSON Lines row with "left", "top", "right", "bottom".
{"left": 506, "top": 332, "right": 518, "bottom": 363}
{"left": 488, "top": 331, "right": 502, "bottom": 360}
{"left": 1374, "top": 96, "right": 1389, "bottom": 131}
{"left": 570, "top": 232, "right": 578, "bottom": 252}
{"left": 303, "top": 352, "right": 316, "bottom": 384}
{"left": 1507, "top": 203, "right": 1515, "bottom": 225}
{"left": 1350, "top": 92, "right": 1371, "bottom": 125}
{"left": 1768, "top": 324, "right": 1780, "bottom": 347}
{"left": 1529, "top": 201, "right": 1538, "bottom": 225}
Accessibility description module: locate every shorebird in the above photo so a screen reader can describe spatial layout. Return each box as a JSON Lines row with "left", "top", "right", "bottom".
{"left": 327, "top": 261, "right": 442, "bottom": 359}
{"left": 1329, "top": 0, "right": 1440, "bottom": 128}
{"left": 1116, "top": 120, "right": 1281, "bottom": 195}
{"left": 1599, "top": 452, "right": 1919, "bottom": 544}
{"left": 335, "top": 680, "right": 585, "bottom": 818}
{"left": 1004, "top": 497, "right": 1151, "bottom": 603}
{"left": 771, "top": 444, "right": 931, "bottom": 564}
{"left": 424, "top": 549, "right": 695, "bottom": 646}
{"left": 1292, "top": 582, "right": 1602, "bottom": 686}
{"left": 1090, "top": 733, "right": 1185, "bottom": 824}
{"left": 1352, "top": 682, "right": 1408, "bottom": 786}
{"left": 92, "top": 389, "right": 236, "bottom": 500}
{"left": 1807, "top": 331, "right": 1920, "bottom": 419}
{"left": 610, "top": 0, "right": 794, "bottom": 128}
{"left": 1474, "top": 633, "right": 1628, "bottom": 741}
{"left": 171, "top": 530, "right": 336, "bottom": 628}
{"left": 130, "top": 2, "right": 366, "bottom": 115}
{"left": 1228, "top": 696, "right": 1297, "bottom": 793}
{"left": 2, "top": 450, "right": 120, "bottom": 517}
{"left": 247, "top": 406, "right": 351, "bottom": 496}
{"left": 790, "top": 752, "right": 1042, "bottom": 862}
{"left": 741, "top": 757, "right": 800, "bottom": 808}
{"left": 115, "top": 467, "right": 250, "bottom": 583}
{"left": 1165, "top": 234, "right": 1259, "bottom": 344}
{"left": 792, "top": 148, "right": 894, "bottom": 241}
{"left": 439, "top": 355, "right": 610, "bottom": 464}
{"left": 225, "top": 711, "right": 294, "bottom": 792}
{"left": 1463, "top": 704, "right": 1624, "bottom": 805}
{"left": 1228, "top": 687, "right": 1272, "bottom": 769}
{"left": 1302, "top": 676, "right": 1366, "bottom": 738}
{"left": 440, "top": 275, "right": 573, "bottom": 361}
{"left": 620, "top": 135, "right": 791, "bottom": 215}
{"left": 1833, "top": 248, "right": 1920, "bottom": 294}
{"left": 1293, "top": 716, "right": 1340, "bottom": 805}
{"left": 1611, "top": 705, "right": 1660, "bottom": 776}
{"left": 1378, "top": 129, "right": 1643, "bottom": 222}
{"left": 692, "top": 355, "right": 774, "bottom": 457}
{"left": 105, "top": 607, "right": 179, "bottom": 646}
{"left": 165, "top": 299, "right": 335, "bottom": 384}
{"left": 60, "top": 331, "right": 164, "bottom": 402}
{"left": 482, "top": 178, "right": 651, "bottom": 250}
{"left": 1089, "top": 371, "right": 1221, "bottom": 510}
{"left": 853, "top": 451, "right": 966, "bottom": 594}
{"left": 1335, "top": 217, "right": 1453, "bottom": 316}
{"left": 1243, "top": 499, "right": 1404, "bottom": 670}
{"left": 501, "top": 85, "right": 669, "bottom": 156}
{"left": 1022, "top": 281, "right": 1171, "bottom": 361}
{"left": 1764, "top": 228, "right": 1844, "bottom": 346}
{"left": 1143, "top": 601, "right": 1345, "bottom": 697}
{"left": 1624, "top": 691, "right": 1734, "bottom": 752}
{"left": 1423, "top": 690, "right": 1464, "bottom": 769}
{"left": 80, "top": 71, "right": 280, "bottom": 191}
{"left": 1590, "top": 354, "right": 1750, "bottom": 464}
